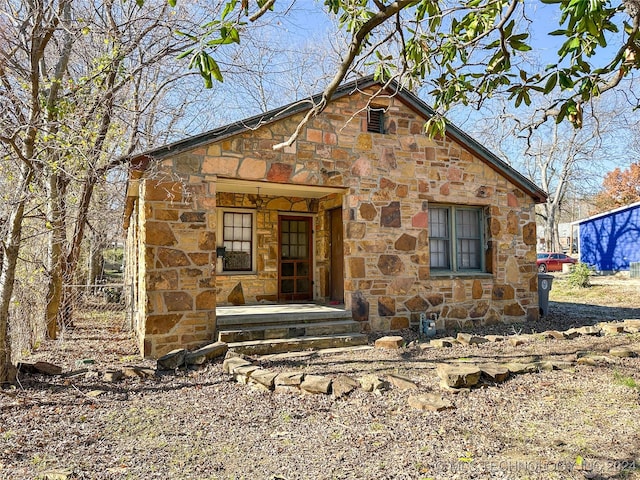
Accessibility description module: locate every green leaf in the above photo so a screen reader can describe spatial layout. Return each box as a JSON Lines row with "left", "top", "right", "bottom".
{"left": 229, "top": 27, "right": 240, "bottom": 43}
{"left": 511, "top": 40, "right": 532, "bottom": 51}
{"left": 168, "top": 0, "right": 177, "bottom": 6}
{"left": 176, "top": 48, "right": 194, "bottom": 60}
{"left": 558, "top": 71, "right": 574, "bottom": 88}
{"left": 543, "top": 73, "right": 558, "bottom": 92}
{"left": 208, "top": 56, "right": 223, "bottom": 82}
{"left": 221, "top": 0, "right": 237, "bottom": 21}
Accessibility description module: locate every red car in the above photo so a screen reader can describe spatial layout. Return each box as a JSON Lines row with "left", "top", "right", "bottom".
{"left": 536, "top": 252, "right": 577, "bottom": 273}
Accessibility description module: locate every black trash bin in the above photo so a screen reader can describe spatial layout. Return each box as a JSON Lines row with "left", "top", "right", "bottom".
{"left": 538, "top": 273, "right": 554, "bottom": 317}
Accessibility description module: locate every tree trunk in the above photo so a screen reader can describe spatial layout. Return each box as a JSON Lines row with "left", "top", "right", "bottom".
{"left": 0, "top": 166, "right": 33, "bottom": 384}
{"left": 45, "top": 173, "right": 68, "bottom": 340}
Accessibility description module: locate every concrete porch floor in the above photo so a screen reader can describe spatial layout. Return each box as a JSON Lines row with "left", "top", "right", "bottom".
{"left": 216, "top": 303, "right": 347, "bottom": 317}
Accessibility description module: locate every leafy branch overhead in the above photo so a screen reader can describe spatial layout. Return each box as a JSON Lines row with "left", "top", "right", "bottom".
{"left": 168, "top": 0, "right": 639, "bottom": 136}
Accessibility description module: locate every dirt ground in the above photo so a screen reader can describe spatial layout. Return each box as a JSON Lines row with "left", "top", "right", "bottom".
{"left": 1, "top": 275, "right": 639, "bottom": 480}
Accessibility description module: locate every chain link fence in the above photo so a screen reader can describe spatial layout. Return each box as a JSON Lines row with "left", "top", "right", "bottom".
{"left": 62, "top": 283, "right": 134, "bottom": 330}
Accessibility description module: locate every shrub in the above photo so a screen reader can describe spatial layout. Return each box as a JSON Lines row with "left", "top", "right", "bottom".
{"left": 566, "top": 262, "right": 592, "bottom": 288}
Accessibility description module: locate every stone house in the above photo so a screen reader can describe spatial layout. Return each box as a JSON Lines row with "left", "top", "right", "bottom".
{"left": 123, "top": 76, "right": 547, "bottom": 358}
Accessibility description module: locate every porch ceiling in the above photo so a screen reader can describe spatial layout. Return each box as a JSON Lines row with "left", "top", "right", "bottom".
{"left": 216, "top": 178, "right": 347, "bottom": 199}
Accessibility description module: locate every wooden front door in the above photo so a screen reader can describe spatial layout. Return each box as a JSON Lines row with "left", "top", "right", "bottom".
{"left": 278, "top": 216, "right": 313, "bottom": 301}
{"left": 329, "top": 208, "right": 344, "bottom": 303}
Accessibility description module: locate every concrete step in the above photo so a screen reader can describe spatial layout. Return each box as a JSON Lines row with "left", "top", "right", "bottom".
{"left": 226, "top": 333, "right": 369, "bottom": 356}
{"left": 216, "top": 304, "right": 351, "bottom": 329}
{"left": 218, "top": 320, "right": 362, "bottom": 343}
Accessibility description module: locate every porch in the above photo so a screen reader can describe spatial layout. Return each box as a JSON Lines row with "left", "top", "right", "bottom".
{"left": 216, "top": 303, "right": 368, "bottom": 355}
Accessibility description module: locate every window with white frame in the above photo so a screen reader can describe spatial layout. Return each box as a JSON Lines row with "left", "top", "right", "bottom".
{"left": 429, "top": 205, "right": 484, "bottom": 272}
{"left": 220, "top": 210, "right": 254, "bottom": 272}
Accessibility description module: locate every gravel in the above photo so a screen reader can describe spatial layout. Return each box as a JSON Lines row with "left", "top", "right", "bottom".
{"left": 1, "top": 275, "right": 639, "bottom": 480}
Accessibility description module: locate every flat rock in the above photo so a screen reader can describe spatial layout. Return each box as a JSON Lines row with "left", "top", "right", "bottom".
{"left": 609, "top": 347, "right": 636, "bottom": 358}
{"left": 430, "top": 337, "right": 457, "bottom": 348}
{"left": 103, "top": 369, "right": 123, "bottom": 382}
{"left": 539, "top": 360, "right": 574, "bottom": 371}
{"left": 485, "top": 335, "right": 505, "bottom": 343}
{"left": 386, "top": 373, "right": 418, "bottom": 391}
{"left": 456, "top": 333, "right": 489, "bottom": 345}
{"left": 86, "top": 390, "right": 106, "bottom": 398}
{"left": 542, "top": 330, "right": 565, "bottom": 340}
{"left": 623, "top": 320, "right": 640, "bottom": 333}
{"left": 505, "top": 362, "right": 538, "bottom": 374}
{"left": 436, "top": 363, "right": 481, "bottom": 389}
{"left": 332, "top": 375, "right": 360, "bottom": 398}
{"left": 274, "top": 385, "right": 300, "bottom": 394}
{"left": 41, "top": 469, "right": 72, "bottom": 480}
{"left": 233, "top": 365, "right": 260, "bottom": 384}
{"left": 598, "top": 323, "right": 625, "bottom": 335}
{"left": 359, "top": 374, "right": 390, "bottom": 393}
{"left": 222, "top": 356, "right": 252, "bottom": 374}
{"left": 31, "top": 361, "right": 63, "bottom": 376}
{"left": 300, "top": 375, "right": 332, "bottom": 394}
{"left": 122, "top": 366, "right": 155, "bottom": 379}
{"left": 223, "top": 350, "right": 244, "bottom": 360}
{"left": 185, "top": 341, "right": 228, "bottom": 365}
{"left": 374, "top": 336, "right": 404, "bottom": 349}
{"left": 575, "top": 326, "right": 601, "bottom": 336}
{"left": 274, "top": 372, "right": 304, "bottom": 387}
{"left": 478, "top": 363, "right": 510, "bottom": 383}
{"left": 563, "top": 329, "right": 580, "bottom": 339}
{"left": 508, "top": 336, "right": 527, "bottom": 347}
{"left": 408, "top": 393, "right": 455, "bottom": 412}
{"left": 577, "top": 355, "right": 612, "bottom": 366}
{"left": 157, "top": 349, "right": 187, "bottom": 370}
{"left": 249, "top": 370, "right": 278, "bottom": 389}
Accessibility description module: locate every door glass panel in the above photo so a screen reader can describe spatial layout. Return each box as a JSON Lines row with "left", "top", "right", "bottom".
{"left": 296, "top": 279, "right": 310, "bottom": 293}
{"left": 297, "top": 262, "right": 309, "bottom": 276}
{"left": 281, "top": 279, "right": 294, "bottom": 293}
{"left": 281, "top": 263, "right": 294, "bottom": 276}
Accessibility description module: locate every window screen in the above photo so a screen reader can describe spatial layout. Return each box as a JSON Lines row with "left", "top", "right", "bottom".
{"left": 222, "top": 212, "right": 252, "bottom": 271}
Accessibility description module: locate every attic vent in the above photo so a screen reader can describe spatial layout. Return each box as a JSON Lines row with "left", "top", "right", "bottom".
{"left": 367, "top": 107, "right": 385, "bottom": 133}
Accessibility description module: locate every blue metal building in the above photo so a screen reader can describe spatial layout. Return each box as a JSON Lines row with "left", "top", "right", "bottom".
{"left": 577, "top": 201, "right": 640, "bottom": 273}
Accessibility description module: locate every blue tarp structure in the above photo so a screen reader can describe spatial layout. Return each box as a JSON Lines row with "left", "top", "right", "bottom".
{"left": 578, "top": 202, "right": 640, "bottom": 272}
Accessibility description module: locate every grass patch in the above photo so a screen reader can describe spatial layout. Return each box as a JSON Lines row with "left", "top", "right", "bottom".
{"left": 549, "top": 280, "right": 629, "bottom": 304}
{"left": 614, "top": 372, "right": 640, "bottom": 390}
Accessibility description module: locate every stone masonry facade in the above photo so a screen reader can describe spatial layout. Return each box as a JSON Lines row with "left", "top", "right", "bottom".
{"left": 125, "top": 82, "right": 541, "bottom": 358}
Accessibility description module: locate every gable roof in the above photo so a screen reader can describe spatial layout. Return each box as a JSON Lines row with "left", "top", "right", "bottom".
{"left": 127, "top": 75, "right": 547, "bottom": 203}
{"left": 575, "top": 201, "right": 640, "bottom": 225}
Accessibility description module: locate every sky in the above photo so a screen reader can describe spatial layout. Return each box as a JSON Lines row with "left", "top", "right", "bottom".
{"left": 176, "top": 0, "right": 637, "bottom": 195}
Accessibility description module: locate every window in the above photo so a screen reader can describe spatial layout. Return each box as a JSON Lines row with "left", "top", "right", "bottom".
{"left": 429, "top": 206, "right": 484, "bottom": 272}
{"left": 367, "top": 107, "right": 385, "bottom": 133}
{"left": 220, "top": 210, "right": 254, "bottom": 272}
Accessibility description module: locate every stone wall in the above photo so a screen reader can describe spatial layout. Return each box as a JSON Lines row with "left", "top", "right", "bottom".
{"left": 135, "top": 178, "right": 218, "bottom": 358}
{"left": 128, "top": 84, "right": 539, "bottom": 357}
